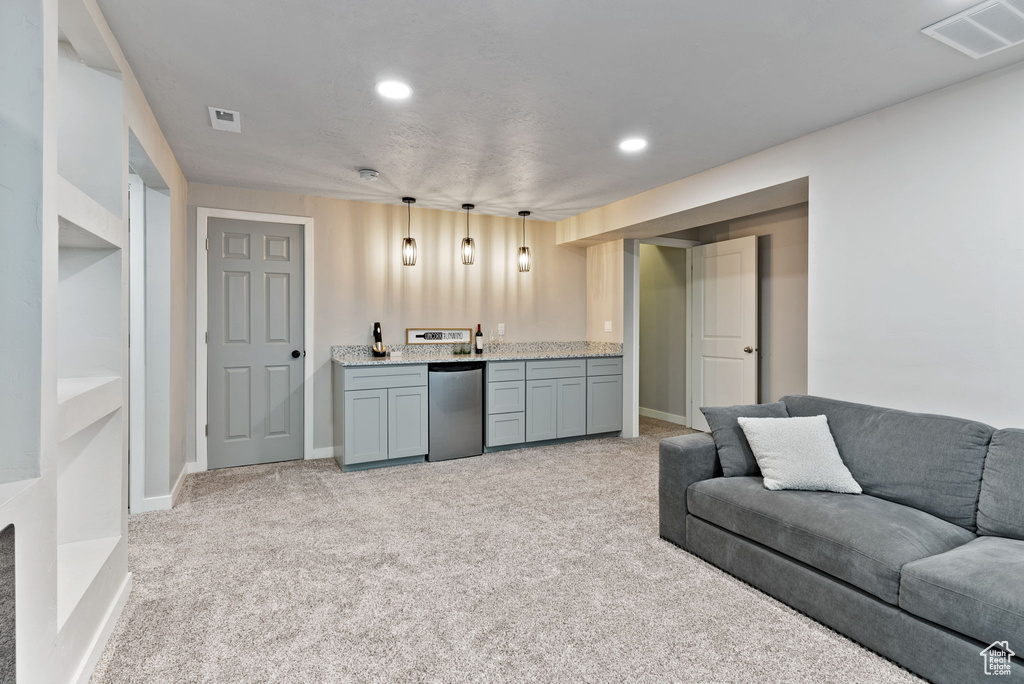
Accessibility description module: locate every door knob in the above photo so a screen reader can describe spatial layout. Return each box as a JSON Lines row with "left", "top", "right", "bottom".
{"left": 743, "top": 346, "right": 754, "bottom": 354}
{"left": 291, "top": 350, "right": 302, "bottom": 358}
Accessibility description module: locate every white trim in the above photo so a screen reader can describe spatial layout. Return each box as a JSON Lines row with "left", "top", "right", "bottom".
{"left": 130, "top": 495, "right": 171, "bottom": 514}
{"left": 311, "top": 446, "right": 336, "bottom": 460}
{"left": 186, "top": 461, "right": 202, "bottom": 475}
{"left": 622, "top": 239, "right": 640, "bottom": 438}
{"left": 69, "top": 573, "right": 132, "bottom": 684}
{"left": 128, "top": 175, "right": 147, "bottom": 514}
{"left": 170, "top": 463, "right": 187, "bottom": 506}
{"left": 639, "top": 407, "right": 688, "bottom": 425}
{"left": 638, "top": 237, "right": 698, "bottom": 248}
{"left": 196, "top": 208, "right": 315, "bottom": 472}
{"left": 684, "top": 249, "right": 693, "bottom": 429}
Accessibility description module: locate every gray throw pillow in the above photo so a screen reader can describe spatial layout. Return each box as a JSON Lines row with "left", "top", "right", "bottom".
{"left": 701, "top": 401, "right": 789, "bottom": 477}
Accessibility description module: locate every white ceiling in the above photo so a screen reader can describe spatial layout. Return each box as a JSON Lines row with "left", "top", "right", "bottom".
{"left": 96, "top": 0, "right": 1024, "bottom": 221}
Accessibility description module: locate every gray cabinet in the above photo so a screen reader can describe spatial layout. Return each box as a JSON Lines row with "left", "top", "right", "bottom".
{"left": 587, "top": 375, "right": 623, "bottom": 434}
{"left": 334, "top": 363, "right": 429, "bottom": 469}
{"left": 343, "top": 389, "right": 388, "bottom": 464}
{"left": 487, "top": 412, "right": 526, "bottom": 446}
{"left": 488, "top": 380, "right": 525, "bottom": 414}
{"left": 387, "top": 385, "right": 429, "bottom": 458}
{"left": 557, "top": 377, "right": 587, "bottom": 438}
{"left": 525, "top": 380, "right": 557, "bottom": 442}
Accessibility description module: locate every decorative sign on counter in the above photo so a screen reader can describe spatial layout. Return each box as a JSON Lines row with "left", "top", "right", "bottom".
{"left": 406, "top": 328, "right": 472, "bottom": 345}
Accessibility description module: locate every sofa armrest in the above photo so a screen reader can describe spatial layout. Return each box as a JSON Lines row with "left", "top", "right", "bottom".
{"left": 659, "top": 433, "right": 721, "bottom": 549}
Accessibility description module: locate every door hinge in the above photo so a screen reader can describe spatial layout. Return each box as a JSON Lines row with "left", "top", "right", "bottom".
{"left": 205, "top": 237, "right": 209, "bottom": 251}
{"left": 205, "top": 331, "right": 208, "bottom": 344}
{"left": 205, "top": 424, "right": 208, "bottom": 436}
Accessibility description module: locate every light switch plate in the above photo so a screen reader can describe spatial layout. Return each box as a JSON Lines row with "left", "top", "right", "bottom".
{"left": 498, "top": 323, "right": 505, "bottom": 336}
{"left": 604, "top": 321, "right": 613, "bottom": 333}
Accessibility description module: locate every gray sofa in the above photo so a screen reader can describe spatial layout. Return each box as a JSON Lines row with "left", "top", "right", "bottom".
{"left": 659, "top": 395, "right": 1024, "bottom": 683}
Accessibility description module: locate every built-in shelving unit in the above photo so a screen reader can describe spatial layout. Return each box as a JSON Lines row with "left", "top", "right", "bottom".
{"left": 53, "top": 7, "right": 129, "bottom": 665}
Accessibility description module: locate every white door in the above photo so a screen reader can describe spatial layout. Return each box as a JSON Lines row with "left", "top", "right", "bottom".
{"left": 690, "top": 235, "right": 758, "bottom": 431}
{"left": 207, "top": 218, "right": 304, "bottom": 468}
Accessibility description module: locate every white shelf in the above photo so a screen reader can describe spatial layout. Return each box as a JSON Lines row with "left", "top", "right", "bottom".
{"left": 56, "top": 376, "right": 122, "bottom": 443}
{"left": 57, "top": 175, "right": 122, "bottom": 250}
{"left": 56, "top": 535, "right": 120, "bottom": 629}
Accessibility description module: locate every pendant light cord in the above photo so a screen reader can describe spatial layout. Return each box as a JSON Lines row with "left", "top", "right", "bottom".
{"left": 407, "top": 201, "right": 411, "bottom": 239}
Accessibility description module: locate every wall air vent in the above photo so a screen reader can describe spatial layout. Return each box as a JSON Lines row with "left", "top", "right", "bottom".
{"left": 923, "top": 0, "right": 1024, "bottom": 58}
{"left": 208, "top": 106, "right": 241, "bottom": 133}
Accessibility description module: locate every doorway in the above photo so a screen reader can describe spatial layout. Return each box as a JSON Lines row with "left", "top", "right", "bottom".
{"left": 128, "top": 130, "right": 174, "bottom": 512}
{"left": 629, "top": 203, "right": 809, "bottom": 433}
{"left": 195, "top": 209, "right": 315, "bottom": 470}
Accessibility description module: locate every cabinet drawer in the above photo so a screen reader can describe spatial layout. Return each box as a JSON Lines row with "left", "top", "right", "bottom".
{"left": 486, "top": 412, "right": 526, "bottom": 447}
{"left": 342, "top": 364, "right": 428, "bottom": 391}
{"left": 487, "top": 380, "right": 525, "bottom": 415}
{"left": 487, "top": 361, "right": 525, "bottom": 383}
{"left": 586, "top": 357, "right": 623, "bottom": 376}
{"left": 525, "top": 358, "right": 585, "bottom": 380}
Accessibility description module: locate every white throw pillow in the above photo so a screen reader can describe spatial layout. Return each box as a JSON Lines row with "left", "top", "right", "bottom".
{"left": 737, "top": 415, "right": 862, "bottom": 494}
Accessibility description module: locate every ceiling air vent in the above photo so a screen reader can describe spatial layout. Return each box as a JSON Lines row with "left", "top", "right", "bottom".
{"left": 208, "top": 106, "right": 241, "bottom": 133}
{"left": 923, "top": 0, "right": 1024, "bottom": 58}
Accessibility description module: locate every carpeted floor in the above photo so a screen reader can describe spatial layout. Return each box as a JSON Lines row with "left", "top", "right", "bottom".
{"left": 92, "top": 418, "right": 919, "bottom": 683}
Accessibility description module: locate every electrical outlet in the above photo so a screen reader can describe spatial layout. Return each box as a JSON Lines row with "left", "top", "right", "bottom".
{"left": 604, "top": 320, "right": 613, "bottom": 333}
{"left": 498, "top": 323, "right": 505, "bottom": 336}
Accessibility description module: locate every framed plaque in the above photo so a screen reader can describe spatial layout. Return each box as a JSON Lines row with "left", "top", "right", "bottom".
{"left": 405, "top": 328, "right": 473, "bottom": 345}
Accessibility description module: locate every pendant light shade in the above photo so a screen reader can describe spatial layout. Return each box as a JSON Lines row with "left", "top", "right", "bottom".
{"left": 402, "top": 197, "right": 417, "bottom": 266}
{"left": 461, "top": 203, "right": 476, "bottom": 265}
{"left": 517, "top": 210, "right": 531, "bottom": 272}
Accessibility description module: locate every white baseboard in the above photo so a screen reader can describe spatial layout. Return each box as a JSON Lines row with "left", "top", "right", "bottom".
{"left": 71, "top": 572, "right": 132, "bottom": 684}
{"left": 639, "top": 407, "right": 688, "bottom": 426}
{"left": 170, "top": 464, "right": 188, "bottom": 507}
{"left": 310, "top": 446, "right": 336, "bottom": 460}
{"left": 186, "top": 461, "right": 202, "bottom": 474}
{"left": 130, "top": 494, "right": 170, "bottom": 514}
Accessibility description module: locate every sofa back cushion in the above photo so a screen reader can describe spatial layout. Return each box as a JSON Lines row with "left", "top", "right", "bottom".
{"left": 781, "top": 395, "right": 993, "bottom": 530}
{"left": 700, "top": 401, "right": 789, "bottom": 477}
{"left": 978, "top": 429, "right": 1024, "bottom": 540}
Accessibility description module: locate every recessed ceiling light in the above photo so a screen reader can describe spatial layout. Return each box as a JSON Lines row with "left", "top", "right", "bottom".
{"left": 619, "top": 137, "right": 648, "bottom": 152}
{"left": 376, "top": 80, "right": 412, "bottom": 100}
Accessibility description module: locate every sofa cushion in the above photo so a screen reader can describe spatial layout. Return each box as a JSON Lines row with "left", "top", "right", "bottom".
{"left": 687, "top": 476, "right": 975, "bottom": 604}
{"left": 781, "top": 395, "right": 993, "bottom": 530}
{"left": 900, "top": 536, "right": 1024, "bottom": 648}
{"left": 700, "top": 401, "right": 789, "bottom": 477}
{"left": 978, "top": 429, "right": 1024, "bottom": 541}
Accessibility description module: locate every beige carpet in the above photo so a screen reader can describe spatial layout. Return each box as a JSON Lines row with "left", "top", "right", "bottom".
{"left": 92, "top": 418, "right": 919, "bottom": 683}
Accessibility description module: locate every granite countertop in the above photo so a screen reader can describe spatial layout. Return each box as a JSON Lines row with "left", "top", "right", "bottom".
{"left": 331, "top": 341, "right": 622, "bottom": 367}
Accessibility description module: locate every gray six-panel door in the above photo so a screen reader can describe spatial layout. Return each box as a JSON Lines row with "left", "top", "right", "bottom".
{"left": 208, "top": 218, "right": 303, "bottom": 468}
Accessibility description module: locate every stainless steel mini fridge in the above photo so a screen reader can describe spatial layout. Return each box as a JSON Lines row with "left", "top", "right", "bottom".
{"left": 427, "top": 362, "right": 484, "bottom": 461}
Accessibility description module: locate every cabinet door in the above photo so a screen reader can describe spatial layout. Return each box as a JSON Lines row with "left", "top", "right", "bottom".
{"left": 587, "top": 375, "right": 623, "bottom": 434}
{"left": 344, "top": 389, "right": 388, "bottom": 464}
{"left": 388, "top": 386, "right": 428, "bottom": 459}
{"left": 486, "top": 412, "right": 526, "bottom": 447}
{"left": 525, "top": 379, "right": 557, "bottom": 442}
{"left": 487, "top": 380, "right": 526, "bottom": 414}
{"left": 557, "top": 377, "right": 586, "bottom": 438}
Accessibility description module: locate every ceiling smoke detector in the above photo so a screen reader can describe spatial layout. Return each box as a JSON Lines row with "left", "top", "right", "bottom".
{"left": 923, "top": 0, "right": 1024, "bottom": 58}
{"left": 358, "top": 168, "right": 380, "bottom": 181}
{"left": 208, "top": 107, "right": 241, "bottom": 133}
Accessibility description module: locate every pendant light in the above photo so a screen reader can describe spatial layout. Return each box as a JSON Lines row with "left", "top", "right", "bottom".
{"left": 402, "top": 197, "right": 417, "bottom": 266}
{"left": 461, "top": 203, "right": 476, "bottom": 265}
{"left": 517, "top": 210, "right": 531, "bottom": 272}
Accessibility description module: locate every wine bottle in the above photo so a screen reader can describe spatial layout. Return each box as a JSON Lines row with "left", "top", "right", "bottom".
{"left": 475, "top": 324, "right": 484, "bottom": 354}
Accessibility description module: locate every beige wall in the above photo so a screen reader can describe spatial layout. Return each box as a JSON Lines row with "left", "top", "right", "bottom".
{"left": 672, "top": 203, "right": 809, "bottom": 402}
{"left": 586, "top": 240, "right": 624, "bottom": 342}
{"left": 186, "top": 183, "right": 589, "bottom": 456}
{"left": 638, "top": 245, "right": 687, "bottom": 419}
{"left": 566, "top": 64, "right": 1024, "bottom": 427}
